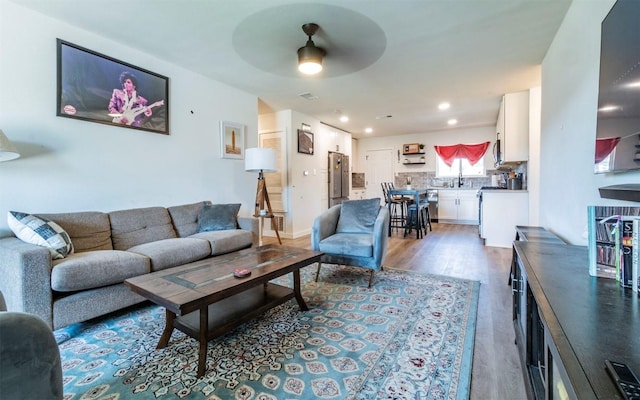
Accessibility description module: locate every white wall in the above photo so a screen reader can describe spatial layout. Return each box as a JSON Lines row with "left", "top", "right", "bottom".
{"left": 540, "top": 0, "right": 640, "bottom": 245}
{"left": 356, "top": 126, "right": 495, "bottom": 175}
{"left": 0, "top": 1, "right": 259, "bottom": 236}
{"left": 259, "top": 110, "right": 353, "bottom": 238}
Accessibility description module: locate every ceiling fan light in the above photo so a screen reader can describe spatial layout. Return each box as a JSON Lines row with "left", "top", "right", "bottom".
{"left": 297, "top": 41, "right": 325, "bottom": 75}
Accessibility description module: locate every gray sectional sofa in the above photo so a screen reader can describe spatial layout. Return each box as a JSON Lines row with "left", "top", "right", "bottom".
{"left": 0, "top": 201, "right": 258, "bottom": 330}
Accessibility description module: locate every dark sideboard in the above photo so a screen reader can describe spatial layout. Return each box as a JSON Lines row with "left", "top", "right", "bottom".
{"left": 511, "top": 240, "right": 639, "bottom": 399}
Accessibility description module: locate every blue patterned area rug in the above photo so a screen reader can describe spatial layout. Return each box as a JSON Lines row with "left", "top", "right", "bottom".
{"left": 55, "top": 265, "right": 479, "bottom": 399}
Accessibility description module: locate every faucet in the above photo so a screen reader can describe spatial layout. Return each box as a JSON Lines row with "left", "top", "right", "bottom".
{"left": 458, "top": 171, "right": 464, "bottom": 188}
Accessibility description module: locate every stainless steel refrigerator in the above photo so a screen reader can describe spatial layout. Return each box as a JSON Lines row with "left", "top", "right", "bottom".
{"left": 328, "top": 152, "right": 350, "bottom": 207}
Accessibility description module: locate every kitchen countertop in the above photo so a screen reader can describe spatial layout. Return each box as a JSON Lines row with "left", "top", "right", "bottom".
{"left": 425, "top": 187, "right": 477, "bottom": 190}
{"left": 479, "top": 189, "right": 528, "bottom": 193}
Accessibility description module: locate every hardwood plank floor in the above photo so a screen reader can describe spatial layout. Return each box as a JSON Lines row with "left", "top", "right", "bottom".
{"left": 264, "top": 222, "right": 527, "bottom": 399}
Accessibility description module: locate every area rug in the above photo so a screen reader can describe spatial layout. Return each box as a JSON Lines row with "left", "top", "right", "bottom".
{"left": 55, "top": 264, "right": 479, "bottom": 400}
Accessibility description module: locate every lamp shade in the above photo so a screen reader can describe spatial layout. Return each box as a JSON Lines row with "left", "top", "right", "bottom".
{"left": 0, "top": 129, "right": 20, "bottom": 162}
{"left": 245, "top": 147, "right": 276, "bottom": 172}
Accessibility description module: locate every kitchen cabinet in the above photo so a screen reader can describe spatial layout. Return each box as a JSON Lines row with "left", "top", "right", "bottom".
{"left": 438, "top": 190, "right": 478, "bottom": 224}
{"left": 481, "top": 191, "right": 528, "bottom": 247}
{"left": 327, "top": 127, "right": 351, "bottom": 155}
{"left": 350, "top": 188, "right": 366, "bottom": 200}
{"left": 496, "top": 90, "right": 529, "bottom": 165}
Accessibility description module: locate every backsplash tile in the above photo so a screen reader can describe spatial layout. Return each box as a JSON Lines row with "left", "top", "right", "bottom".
{"left": 352, "top": 172, "right": 365, "bottom": 188}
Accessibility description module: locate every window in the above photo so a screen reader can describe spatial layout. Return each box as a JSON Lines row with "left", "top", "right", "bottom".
{"left": 436, "top": 154, "right": 485, "bottom": 177}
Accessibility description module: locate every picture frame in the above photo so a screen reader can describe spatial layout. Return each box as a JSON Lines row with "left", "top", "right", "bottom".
{"left": 56, "top": 39, "right": 169, "bottom": 135}
{"left": 220, "top": 120, "right": 245, "bottom": 159}
{"left": 297, "top": 129, "right": 314, "bottom": 155}
{"left": 403, "top": 143, "right": 421, "bottom": 154}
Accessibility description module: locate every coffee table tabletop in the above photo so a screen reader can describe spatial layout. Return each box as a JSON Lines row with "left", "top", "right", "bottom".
{"left": 124, "top": 244, "right": 322, "bottom": 376}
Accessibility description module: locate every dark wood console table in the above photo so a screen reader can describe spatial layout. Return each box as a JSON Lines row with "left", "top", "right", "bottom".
{"left": 512, "top": 240, "right": 639, "bottom": 399}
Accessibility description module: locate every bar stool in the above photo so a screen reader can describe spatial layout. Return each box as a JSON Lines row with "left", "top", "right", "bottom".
{"left": 383, "top": 183, "right": 407, "bottom": 232}
{"left": 404, "top": 201, "right": 428, "bottom": 239}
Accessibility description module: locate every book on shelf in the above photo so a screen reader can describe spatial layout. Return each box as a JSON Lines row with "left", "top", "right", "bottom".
{"left": 587, "top": 206, "right": 640, "bottom": 282}
{"left": 633, "top": 218, "right": 639, "bottom": 293}
{"left": 618, "top": 217, "right": 638, "bottom": 288}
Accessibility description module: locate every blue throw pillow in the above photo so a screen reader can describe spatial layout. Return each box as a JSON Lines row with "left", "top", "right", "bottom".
{"left": 336, "top": 198, "right": 381, "bottom": 234}
{"left": 197, "top": 204, "right": 241, "bottom": 232}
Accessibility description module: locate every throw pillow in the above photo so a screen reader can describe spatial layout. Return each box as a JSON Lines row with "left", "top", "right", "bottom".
{"left": 7, "top": 211, "right": 74, "bottom": 259}
{"left": 197, "top": 203, "right": 241, "bottom": 232}
{"left": 336, "top": 198, "right": 381, "bottom": 234}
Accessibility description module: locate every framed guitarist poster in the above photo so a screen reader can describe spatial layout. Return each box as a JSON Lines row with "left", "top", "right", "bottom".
{"left": 56, "top": 39, "right": 169, "bottom": 135}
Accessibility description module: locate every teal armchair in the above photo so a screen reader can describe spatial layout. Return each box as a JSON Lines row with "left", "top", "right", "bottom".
{"left": 311, "top": 198, "right": 390, "bottom": 287}
{"left": 0, "top": 291, "right": 63, "bottom": 399}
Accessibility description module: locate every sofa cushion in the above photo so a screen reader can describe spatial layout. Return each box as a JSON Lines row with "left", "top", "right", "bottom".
{"left": 336, "top": 198, "right": 381, "bottom": 234}
{"left": 190, "top": 229, "right": 253, "bottom": 255}
{"left": 197, "top": 204, "right": 241, "bottom": 232}
{"left": 7, "top": 211, "right": 74, "bottom": 259}
{"left": 318, "top": 232, "right": 373, "bottom": 258}
{"left": 51, "top": 250, "right": 150, "bottom": 292}
{"left": 40, "top": 211, "right": 112, "bottom": 252}
{"left": 168, "top": 201, "right": 210, "bottom": 237}
{"left": 109, "top": 207, "right": 177, "bottom": 250}
{"left": 127, "top": 238, "right": 211, "bottom": 272}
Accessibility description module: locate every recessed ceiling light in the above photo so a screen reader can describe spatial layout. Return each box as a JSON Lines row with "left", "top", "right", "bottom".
{"left": 340, "top": 115, "right": 349, "bottom": 122}
{"left": 598, "top": 105, "right": 619, "bottom": 112}
{"left": 438, "top": 102, "right": 450, "bottom": 110}
{"left": 447, "top": 119, "right": 458, "bottom": 125}
{"left": 365, "top": 128, "right": 373, "bottom": 133}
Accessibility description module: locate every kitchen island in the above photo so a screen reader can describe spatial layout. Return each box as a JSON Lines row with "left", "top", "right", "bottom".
{"left": 480, "top": 189, "right": 529, "bottom": 247}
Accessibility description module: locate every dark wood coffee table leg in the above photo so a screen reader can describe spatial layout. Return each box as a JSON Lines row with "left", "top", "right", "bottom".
{"left": 293, "top": 269, "right": 309, "bottom": 311}
{"left": 197, "top": 307, "right": 208, "bottom": 377}
{"left": 157, "top": 309, "right": 175, "bottom": 349}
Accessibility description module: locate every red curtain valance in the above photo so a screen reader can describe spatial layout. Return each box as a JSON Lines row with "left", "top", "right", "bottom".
{"left": 595, "top": 137, "right": 620, "bottom": 163}
{"left": 434, "top": 141, "right": 491, "bottom": 167}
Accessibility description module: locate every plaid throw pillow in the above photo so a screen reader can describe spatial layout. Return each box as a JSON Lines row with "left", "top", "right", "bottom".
{"left": 7, "top": 211, "right": 74, "bottom": 259}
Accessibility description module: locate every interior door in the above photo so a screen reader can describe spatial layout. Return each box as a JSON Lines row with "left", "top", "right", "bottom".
{"left": 364, "top": 149, "right": 394, "bottom": 203}
{"left": 259, "top": 131, "right": 287, "bottom": 212}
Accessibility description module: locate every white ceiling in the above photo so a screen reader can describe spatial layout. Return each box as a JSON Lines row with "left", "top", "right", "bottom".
{"left": 13, "top": 0, "right": 572, "bottom": 138}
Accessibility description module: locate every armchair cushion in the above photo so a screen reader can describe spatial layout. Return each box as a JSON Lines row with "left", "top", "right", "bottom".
{"left": 317, "top": 233, "right": 374, "bottom": 258}
{"left": 336, "top": 198, "right": 381, "bottom": 234}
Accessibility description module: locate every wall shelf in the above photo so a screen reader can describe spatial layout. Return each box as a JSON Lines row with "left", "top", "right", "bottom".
{"left": 598, "top": 184, "right": 640, "bottom": 202}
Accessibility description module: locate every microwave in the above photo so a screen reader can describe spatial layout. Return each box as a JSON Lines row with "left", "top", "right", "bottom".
{"left": 493, "top": 133, "right": 502, "bottom": 168}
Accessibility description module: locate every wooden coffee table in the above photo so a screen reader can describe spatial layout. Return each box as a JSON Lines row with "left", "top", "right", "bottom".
{"left": 124, "top": 244, "right": 322, "bottom": 377}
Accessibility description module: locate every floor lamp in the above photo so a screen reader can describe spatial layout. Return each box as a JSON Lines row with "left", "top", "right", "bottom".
{"left": 245, "top": 147, "right": 281, "bottom": 245}
{"left": 0, "top": 129, "right": 20, "bottom": 162}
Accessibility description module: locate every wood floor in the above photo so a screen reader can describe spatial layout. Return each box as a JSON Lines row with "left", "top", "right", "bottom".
{"left": 264, "top": 222, "right": 527, "bottom": 399}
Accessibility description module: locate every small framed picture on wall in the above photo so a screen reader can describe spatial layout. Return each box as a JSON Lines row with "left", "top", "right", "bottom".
{"left": 220, "top": 120, "right": 245, "bottom": 159}
{"left": 297, "top": 129, "right": 314, "bottom": 155}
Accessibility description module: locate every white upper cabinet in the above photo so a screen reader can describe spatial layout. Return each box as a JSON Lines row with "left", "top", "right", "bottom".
{"left": 496, "top": 90, "right": 529, "bottom": 164}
